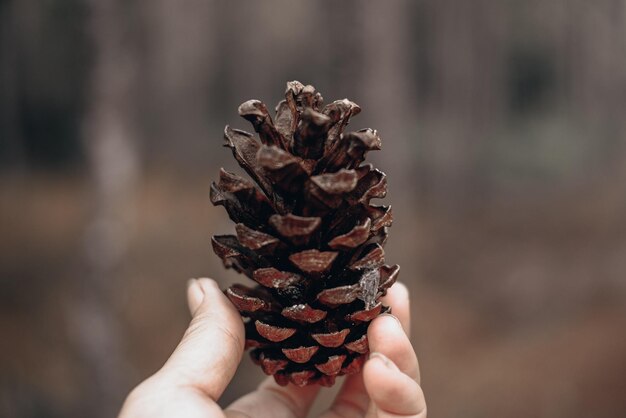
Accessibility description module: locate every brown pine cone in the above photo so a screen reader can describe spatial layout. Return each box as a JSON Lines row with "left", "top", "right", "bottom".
{"left": 211, "top": 81, "right": 399, "bottom": 387}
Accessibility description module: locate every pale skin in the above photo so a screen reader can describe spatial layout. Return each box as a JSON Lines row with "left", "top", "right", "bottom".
{"left": 119, "top": 278, "right": 426, "bottom": 418}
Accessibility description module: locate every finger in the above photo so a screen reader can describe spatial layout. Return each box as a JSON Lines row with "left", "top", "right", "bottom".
{"left": 187, "top": 278, "right": 205, "bottom": 314}
{"left": 226, "top": 376, "right": 321, "bottom": 418}
{"left": 384, "top": 282, "right": 411, "bottom": 337}
{"left": 368, "top": 314, "right": 420, "bottom": 382}
{"left": 159, "top": 278, "right": 245, "bottom": 402}
{"left": 363, "top": 353, "right": 426, "bottom": 417}
{"left": 321, "top": 282, "right": 412, "bottom": 417}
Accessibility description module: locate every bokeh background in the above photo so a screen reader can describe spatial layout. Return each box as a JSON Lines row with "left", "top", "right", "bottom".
{"left": 2, "top": 0, "right": 626, "bottom": 417}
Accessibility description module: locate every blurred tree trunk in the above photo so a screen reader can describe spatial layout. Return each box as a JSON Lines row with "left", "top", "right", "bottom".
{"left": 567, "top": 0, "right": 626, "bottom": 126}
{"left": 568, "top": 0, "right": 626, "bottom": 206}
{"left": 568, "top": 0, "right": 626, "bottom": 182}
{"left": 73, "top": 0, "right": 141, "bottom": 416}
{"left": 529, "top": 0, "right": 626, "bottom": 189}
{"left": 138, "top": 0, "right": 215, "bottom": 167}
{"left": 321, "top": 0, "right": 416, "bottom": 194}
{"left": 0, "top": 1, "right": 24, "bottom": 169}
{"left": 359, "top": 0, "right": 416, "bottom": 180}
{"left": 323, "top": 0, "right": 362, "bottom": 97}
{"left": 418, "top": 0, "right": 506, "bottom": 209}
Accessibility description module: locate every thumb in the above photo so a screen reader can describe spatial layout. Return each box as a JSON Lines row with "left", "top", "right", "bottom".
{"left": 160, "top": 278, "right": 245, "bottom": 401}
{"left": 364, "top": 353, "right": 426, "bottom": 417}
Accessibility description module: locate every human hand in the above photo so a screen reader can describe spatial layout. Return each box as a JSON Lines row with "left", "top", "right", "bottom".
{"left": 119, "top": 278, "right": 426, "bottom": 418}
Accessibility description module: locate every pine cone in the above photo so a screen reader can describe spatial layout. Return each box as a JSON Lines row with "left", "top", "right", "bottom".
{"left": 211, "top": 81, "right": 399, "bottom": 387}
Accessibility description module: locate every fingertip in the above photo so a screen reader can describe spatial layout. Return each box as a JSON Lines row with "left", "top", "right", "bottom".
{"left": 363, "top": 356, "right": 390, "bottom": 394}
{"left": 391, "top": 281, "right": 410, "bottom": 300}
{"left": 363, "top": 354, "right": 426, "bottom": 416}
{"left": 187, "top": 278, "right": 205, "bottom": 315}
{"left": 195, "top": 277, "right": 220, "bottom": 293}
{"left": 381, "top": 281, "right": 411, "bottom": 335}
{"left": 369, "top": 313, "right": 403, "bottom": 337}
{"left": 195, "top": 278, "right": 244, "bottom": 326}
{"left": 368, "top": 314, "right": 420, "bottom": 381}
{"left": 193, "top": 278, "right": 243, "bottom": 332}
{"left": 368, "top": 352, "right": 398, "bottom": 371}
{"left": 162, "top": 277, "right": 245, "bottom": 401}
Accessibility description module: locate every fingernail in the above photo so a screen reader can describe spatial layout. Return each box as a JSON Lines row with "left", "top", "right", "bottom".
{"left": 369, "top": 352, "right": 398, "bottom": 370}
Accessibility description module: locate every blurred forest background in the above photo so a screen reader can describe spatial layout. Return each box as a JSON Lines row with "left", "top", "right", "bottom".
{"left": 2, "top": 0, "right": 626, "bottom": 417}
